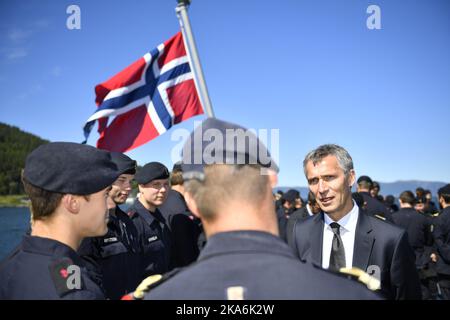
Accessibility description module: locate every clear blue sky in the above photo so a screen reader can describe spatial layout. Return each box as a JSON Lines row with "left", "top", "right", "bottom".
{"left": 1, "top": 0, "right": 449, "bottom": 187}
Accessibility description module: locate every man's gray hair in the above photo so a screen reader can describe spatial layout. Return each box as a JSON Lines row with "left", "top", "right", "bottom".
{"left": 303, "top": 144, "right": 354, "bottom": 176}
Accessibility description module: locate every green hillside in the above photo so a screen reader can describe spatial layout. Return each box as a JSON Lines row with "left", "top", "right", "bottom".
{"left": 0, "top": 123, "right": 49, "bottom": 195}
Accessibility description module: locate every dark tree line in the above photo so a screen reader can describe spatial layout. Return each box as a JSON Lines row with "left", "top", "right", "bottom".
{"left": 0, "top": 123, "right": 49, "bottom": 195}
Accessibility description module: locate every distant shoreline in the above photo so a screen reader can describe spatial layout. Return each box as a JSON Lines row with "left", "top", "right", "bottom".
{"left": 0, "top": 195, "right": 30, "bottom": 208}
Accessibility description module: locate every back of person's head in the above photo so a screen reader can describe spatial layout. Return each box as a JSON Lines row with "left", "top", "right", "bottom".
{"left": 416, "top": 187, "right": 425, "bottom": 198}
{"left": 399, "top": 191, "right": 416, "bottom": 206}
{"left": 181, "top": 118, "right": 279, "bottom": 221}
{"left": 170, "top": 162, "right": 184, "bottom": 186}
{"left": 438, "top": 184, "right": 450, "bottom": 204}
{"left": 385, "top": 195, "right": 395, "bottom": 206}
{"left": 282, "top": 189, "right": 298, "bottom": 204}
{"left": 357, "top": 175, "right": 373, "bottom": 190}
{"left": 184, "top": 164, "right": 269, "bottom": 221}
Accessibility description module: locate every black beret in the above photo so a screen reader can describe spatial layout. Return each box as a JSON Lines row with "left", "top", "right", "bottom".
{"left": 357, "top": 175, "right": 373, "bottom": 185}
{"left": 438, "top": 184, "right": 450, "bottom": 196}
{"left": 416, "top": 196, "right": 426, "bottom": 204}
{"left": 23, "top": 142, "right": 119, "bottom": 195}
{"left": 181, "top": 118, "right": 279, "bottom": 181}
{"left": 283, "top": 190, "right": 299, "bottom": 203}
{"left": 172, "top": 161, "right": 183, "bottom": 173}
{"left": 110, "top": 152, "right": 136, "bottom": 175}
{"left": 135, "top": 162, "right": 169, "bottom": 184}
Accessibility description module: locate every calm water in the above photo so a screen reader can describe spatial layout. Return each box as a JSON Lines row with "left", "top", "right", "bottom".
{"left": 0, "top": 205, "right": 133, "bottom": 262}
{"left": 0, "top": 207, "right": 31, "bottom": 261}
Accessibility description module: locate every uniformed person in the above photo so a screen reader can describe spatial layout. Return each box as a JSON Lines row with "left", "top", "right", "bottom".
{"left": 392, "top": 191, "right": 433, "bottom": 298}
{"left": 127, "top": 162, "right": 172, "bottom": 278}
{"left": 286, "top": 191, "right": 321, "bottom": 245}
{"left": 159, "top": 162, "right": 202, "bottom": 267}
{"left": 78, "top": 152, "right": 142, "bottom": 300}
{"left": 0, "top": 142, "right": 119, "bottom": 299}
{"left": 434, "top": 184, "right": 450, "bottom": 299}
{"left": 136, "top": 118, "right": 380, "bottom": 300}
{"left": 276, "top": 189, "right": 297, "bottom": 241}
{"left": 356, "top": 175, "right": 394, "bottom": 223}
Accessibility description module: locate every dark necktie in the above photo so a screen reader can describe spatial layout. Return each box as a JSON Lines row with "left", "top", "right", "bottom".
{"left": 329, "top": 222, "right": 346, "bottom": 271}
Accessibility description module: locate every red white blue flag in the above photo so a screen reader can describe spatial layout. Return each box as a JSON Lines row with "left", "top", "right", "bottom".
{"left": 83, "top": 32, "right": 204, "bottom": 152}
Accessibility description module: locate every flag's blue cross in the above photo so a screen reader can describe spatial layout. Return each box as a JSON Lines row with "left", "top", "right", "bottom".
{"left": 83, "top": 47, "right": 191, "bottom": 141}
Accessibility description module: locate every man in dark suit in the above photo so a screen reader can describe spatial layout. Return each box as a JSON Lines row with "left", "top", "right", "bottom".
{"left": 289, "top": 144, "right": 421, "bottom": 299}
{"left": 356, "top": 175, "right": 394, "bottom": 223}
{"left": 159, "top": 162, "right": 202, "bottom": 267}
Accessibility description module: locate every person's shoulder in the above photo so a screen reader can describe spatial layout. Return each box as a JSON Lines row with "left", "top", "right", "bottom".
{"left": 122, "top": 268, "right": 187, "bottom": 300}
{"left": 126, "top": 204, "right": 140, "bottom": 219}
{"left": 294, "top": 212, "right": 319, "bottom": 228}
{"left": 364, "top": 211, "right": 407, "bottom": 238}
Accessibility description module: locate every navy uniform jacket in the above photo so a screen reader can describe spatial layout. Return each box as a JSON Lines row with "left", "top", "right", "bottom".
{"left": 434, "top": 207, "right": 450, "bottom": 276}
{"left": 288, "top": 209, "right": 422, "bottom": 300}
{"left": 359, "top": 192, "right": 394, "bottom": 223}
{"left": 144, "top": 231, "right": 381, "bottom": 300}
{"left": 276, "top": 207, "right": 293, "bottom": 242}
{"left": 78, "top": 206, "right": 142, "bottom": 300}
{"left": 159, "top": 189, "right": 201, "bottom": 267}
{"left": 392, "top": 208, "right": 432, "bottom": 269}
{"left": 0, "top": 235, "right": 104, "bottom": 299}
{"left": 128, "top": 200, "right": 172, "bottom": 277}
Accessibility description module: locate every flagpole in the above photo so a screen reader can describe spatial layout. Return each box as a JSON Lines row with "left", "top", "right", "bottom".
{"left": 176, "top": 0, "right": 215, "bottom": 118}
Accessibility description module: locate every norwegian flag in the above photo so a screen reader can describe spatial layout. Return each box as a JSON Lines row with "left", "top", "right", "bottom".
{"left": 83, "top": 32, "right": 204, "bottom": 152}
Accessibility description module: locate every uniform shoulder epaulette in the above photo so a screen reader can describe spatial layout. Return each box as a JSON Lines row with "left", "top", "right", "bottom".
{"left": 339, "top": 267, "right": 381, "bottom": 291}
{"left": 49, "top": 257, "right": 84, "bottom": 297}
{"left": 374, "top": 214, "right": 386, "bottom": 221}
{"left": 122, "top": 268, "right": 184, "bottom": 300}
{"left": 127, "top": 210, "right": 137, "bottom": 218}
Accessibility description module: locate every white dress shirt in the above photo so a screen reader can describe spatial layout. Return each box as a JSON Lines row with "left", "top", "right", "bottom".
{"left": 306, "top": 204, "right": 314, "bottom": 217}
{"left": 322, "top": 201, "right": 359, "bottom": 269}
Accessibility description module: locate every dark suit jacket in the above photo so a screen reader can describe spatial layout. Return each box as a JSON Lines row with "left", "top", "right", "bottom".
{"left": 288, "top": 209, "right": 422, "bottom": 300}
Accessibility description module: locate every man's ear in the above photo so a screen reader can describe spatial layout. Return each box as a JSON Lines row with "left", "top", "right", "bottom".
{"left": 184, "top": 191, "right": 201, "bottom": 219}
{"left": 348, "top": 169, "right": 356, "bottom": 187}
{"left": 267, "top": 169, "right": 278, "bottom": 189}
{"left": 61, "top": 194, "right": 81, "bottom": 214}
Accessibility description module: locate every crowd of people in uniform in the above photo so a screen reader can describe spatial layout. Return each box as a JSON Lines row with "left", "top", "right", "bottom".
{"left": 0, "top": 117, "right": 449, "bottom": 300}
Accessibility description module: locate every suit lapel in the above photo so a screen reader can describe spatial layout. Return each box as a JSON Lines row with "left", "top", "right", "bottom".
{"left": 308, "top": 213, "right": 324, "bottom": 266}
{"left": 352, "top": 210, "right": 375, "bottom": 270}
